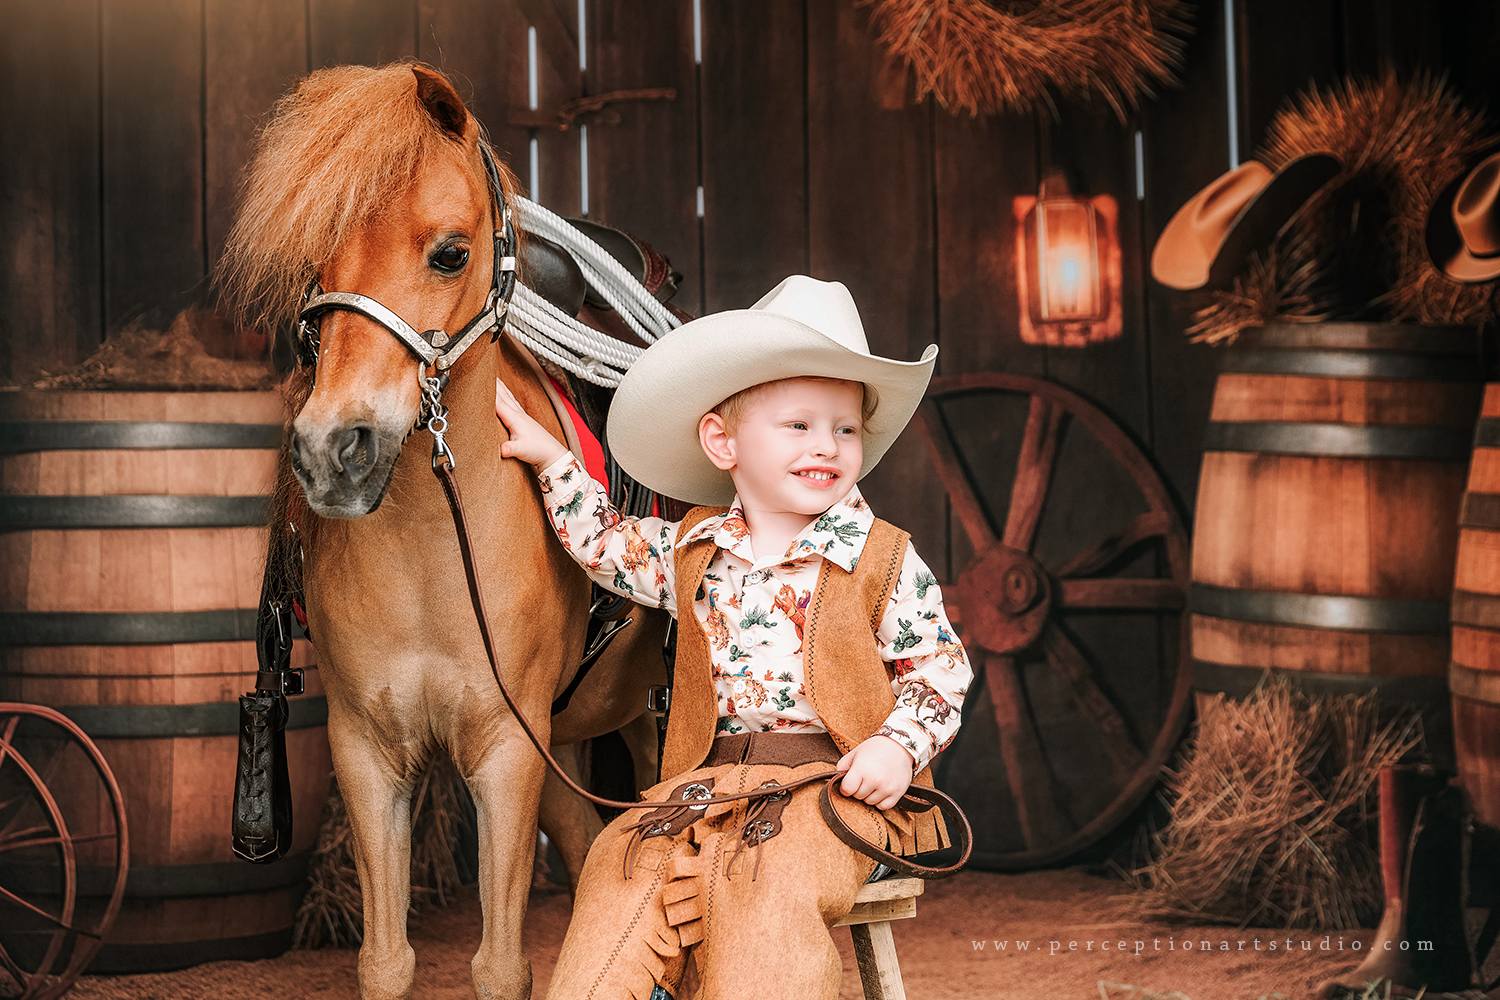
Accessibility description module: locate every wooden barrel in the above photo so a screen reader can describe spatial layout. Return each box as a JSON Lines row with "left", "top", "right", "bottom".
{"left": 0, "top": 389, "right": 331, "bottom": 973}
{"left": 1189, "top": 324, "right": 1487, "bottom": 769}
{"left": 1452, "top": 384, "right": 1500, "bottom": 828}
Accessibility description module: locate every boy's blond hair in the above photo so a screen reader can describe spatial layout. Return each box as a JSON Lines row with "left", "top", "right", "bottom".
{"left": 711, "top": 377, "right": 879, "bottom": 434}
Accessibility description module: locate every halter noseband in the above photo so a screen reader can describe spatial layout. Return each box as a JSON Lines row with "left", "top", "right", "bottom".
{"left": 294, "top": 141, "right": 519, "bottom": 378}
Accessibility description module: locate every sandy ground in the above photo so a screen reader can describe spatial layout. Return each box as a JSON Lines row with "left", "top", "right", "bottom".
{"left": 71, "top": 866, "right": 1476, "bottom": 1000}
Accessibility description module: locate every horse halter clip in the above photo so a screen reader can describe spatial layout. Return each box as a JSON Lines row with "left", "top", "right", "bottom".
{"left": 293, "top": 141, "right": 519, "bottom": 468}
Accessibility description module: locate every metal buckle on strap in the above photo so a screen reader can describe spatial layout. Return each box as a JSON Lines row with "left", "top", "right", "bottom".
{"left": 680, "top": 782, "right": 713, "bottom": 811}
{"left": 757, "top": 779, "right": 789, "bottom": 802}
{"left": 646, "top": 685, "right": 670, "bottom": 714}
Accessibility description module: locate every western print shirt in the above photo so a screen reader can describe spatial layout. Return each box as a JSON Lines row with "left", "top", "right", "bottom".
{"left": 535, "top": 452, "right": 971, "bottom": 773}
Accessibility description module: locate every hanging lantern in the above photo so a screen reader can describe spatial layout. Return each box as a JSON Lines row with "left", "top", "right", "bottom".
{"left": 1014, "top": 170, "right": 1123, "bottom": 346}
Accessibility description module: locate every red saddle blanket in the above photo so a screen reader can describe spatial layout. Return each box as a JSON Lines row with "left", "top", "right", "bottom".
{"left": 544, "top": 373, "right": 662, "bottom": 518}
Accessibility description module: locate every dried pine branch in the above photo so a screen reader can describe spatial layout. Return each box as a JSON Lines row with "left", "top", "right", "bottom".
{"left": 1189, "top": 220, "right": 1335, "bottom": 344}
{"left": 858, "top": 0, "right": 1193, "bottom": 120}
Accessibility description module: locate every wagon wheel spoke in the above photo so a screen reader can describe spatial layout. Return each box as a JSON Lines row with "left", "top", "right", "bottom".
{"left": 0, "top": 939, "right": 30, "bottom": 992}
{"left": 0, "top": 792, "right": 34, "bottom": 822}
{"left": 1056, "top": 511, "right": 1174, "bottom": 578}
{"left": 0, "top": 824, "right": 52, "bottom": 851}
{"left": 1057, "top": 578, "right": 1184, "bottom": 611}
{"left": 0, "top": 827, "right": 116, "bottom": 854}
{"left": 0, "top": 882, "right": 74, "bottom": 933}
{"left": 0, "top": 739, "right": 67, "bottom": 843}
{"left": 1041, "top": 625, "right": 1145, "bottom": 785}
{"left": 916, "top": 400, "right": 997, "bottom": 550}
{"left": 983, "top": 653, "right": 1073, "bottom": 849}
{"left": 1002, "top": 395, "right": 1065, "bottom": 553}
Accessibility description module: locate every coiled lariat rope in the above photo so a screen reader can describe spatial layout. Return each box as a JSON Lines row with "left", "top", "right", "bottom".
{"left": 505, "top": 196, "right": 681, "bottom": 387}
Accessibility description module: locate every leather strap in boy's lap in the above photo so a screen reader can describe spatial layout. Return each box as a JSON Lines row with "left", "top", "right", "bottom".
{"left": 434, "top": 460, "right": 973, "bottom": 880}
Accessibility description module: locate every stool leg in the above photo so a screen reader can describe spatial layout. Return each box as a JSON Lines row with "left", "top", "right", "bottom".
{"left": 850, "top": 922, "right": 908, "bottom": 1000}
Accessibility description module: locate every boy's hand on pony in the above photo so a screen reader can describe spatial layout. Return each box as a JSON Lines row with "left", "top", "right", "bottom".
{"left": 495, "top": 378, "right": 569, "bottom": 469}
{"left": 835, "top": 734, "right": 916, "bottom": 811}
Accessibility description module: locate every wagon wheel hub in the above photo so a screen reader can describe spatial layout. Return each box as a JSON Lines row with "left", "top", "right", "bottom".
{"left": 956, "top": 544, "right": 1052, "bottom": 654}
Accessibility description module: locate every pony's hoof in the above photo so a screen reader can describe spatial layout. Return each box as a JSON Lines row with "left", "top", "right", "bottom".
{"left": 472, "top": 948, "right": 532, "bottom": 1000}
{"left": 356, "top": 942, "right": 416, "bottom": 1000}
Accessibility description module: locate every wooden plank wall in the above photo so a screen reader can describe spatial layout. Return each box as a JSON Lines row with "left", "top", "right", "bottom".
{"left": 4, "top": 0, "right": 1499, "bottom": 570}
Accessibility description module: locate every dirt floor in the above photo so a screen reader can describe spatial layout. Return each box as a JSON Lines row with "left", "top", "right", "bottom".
{"left": 72, "top": 866, "right": 1469, "bottom": 1000}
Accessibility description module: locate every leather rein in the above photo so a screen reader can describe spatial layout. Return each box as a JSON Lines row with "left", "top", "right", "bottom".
{"left": 292, "top": 142, "right": 972, "bottom": 880}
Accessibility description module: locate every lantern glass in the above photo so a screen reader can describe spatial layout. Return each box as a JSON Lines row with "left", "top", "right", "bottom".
{"left": 1031, "top": 198, "right": 1104, "bottom": 323}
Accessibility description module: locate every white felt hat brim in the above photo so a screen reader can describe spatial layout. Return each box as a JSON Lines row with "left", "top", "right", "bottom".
{"left": 606, "top": 310, "right": 938, "bottom": 505}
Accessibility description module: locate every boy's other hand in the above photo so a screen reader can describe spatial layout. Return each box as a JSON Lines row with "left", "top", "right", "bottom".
{"left": 835, "top": 734, "right": 916, "bottom": 811}
{"left": 495, "top": 378, "right": 569, "bottom": 469}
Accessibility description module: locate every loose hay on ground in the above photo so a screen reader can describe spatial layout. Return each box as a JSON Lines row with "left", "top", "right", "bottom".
{"left": 1124, "top": 675, "right": 1424, "bottom": 931}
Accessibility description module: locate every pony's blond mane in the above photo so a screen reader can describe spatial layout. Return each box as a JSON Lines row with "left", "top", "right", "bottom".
{"left": 216, "top": 60, "right": 516, "bottom": 334}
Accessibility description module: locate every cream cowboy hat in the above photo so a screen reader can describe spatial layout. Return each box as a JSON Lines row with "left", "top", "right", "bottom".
{"left": 606, "top": 275, "right": 939, "bottom": 505}
{"left": 1150, "top": 152, "right": 1342, "bottom": 290}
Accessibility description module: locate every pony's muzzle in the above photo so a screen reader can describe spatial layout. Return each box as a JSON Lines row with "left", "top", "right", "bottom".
{"left": 291, "top": 423, "right": 380, "bottom": 488}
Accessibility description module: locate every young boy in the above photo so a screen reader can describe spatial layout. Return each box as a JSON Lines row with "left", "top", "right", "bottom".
{"left": 495, "top": 275, "right": 971, "bottom": 1000}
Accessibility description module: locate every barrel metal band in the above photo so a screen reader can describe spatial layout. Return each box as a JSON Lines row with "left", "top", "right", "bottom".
{"left": 1219, "top": 349, "right": 1483, "bottom": 381}
{"left": 92, "top": 929, "right": 294, "bottom": 973}
{"left": 0, "top": 421, "right": 281, "bottom": 454}
{"left": 1202, "top": 421, "right": 1472, "bottom": 460}
{"left": 1450, "top": 661, "right": 1500, "bottom": 704}
{"left": 1451, "top": 589, "right": 1500, "bottom": 630}
{"left": 0, "top": 495, "right": 269, "bottom": 530}
{"left": 1239, "top": 323, "right": 1480, "bottom": 353}
{"left": 0, "top": 608, "right": 308, "bottom": 646}
{"left": 0, "top": 852, "right": 311, "bottom": 898}
{"left": 58, "top": 695, "right": 326, "bottom": 738}
{"left": 1460, "top": 493, "right": 1500, "bottom": 531}
{"left": 1191, "top": 583, "right": 1450, "bottom": 633}
{"left": 1193, "top": 659, "right": 1452, "bottom": 704}
{"left": 1473, "top": 418, "right": 1500, "bottom": 449}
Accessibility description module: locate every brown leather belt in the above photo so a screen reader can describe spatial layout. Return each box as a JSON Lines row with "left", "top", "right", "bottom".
{"left": 434, "top": 460, "right": 972, "bottom": 880}
{"left": 700, "top": 731, "right": 844, "bottom": 769}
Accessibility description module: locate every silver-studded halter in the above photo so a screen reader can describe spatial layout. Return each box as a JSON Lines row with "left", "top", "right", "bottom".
{"left": 293, "top": 141, "right": 518, "bottom": 469}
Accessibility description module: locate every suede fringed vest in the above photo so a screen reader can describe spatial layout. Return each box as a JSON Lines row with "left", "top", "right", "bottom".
{"left": 660, "top": 505, "right": 953, "bottom": 858}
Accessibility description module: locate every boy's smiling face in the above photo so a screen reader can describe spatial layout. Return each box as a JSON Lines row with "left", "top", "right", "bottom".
{"left": 698, "top": 376, "right": 866, "bottom": 516}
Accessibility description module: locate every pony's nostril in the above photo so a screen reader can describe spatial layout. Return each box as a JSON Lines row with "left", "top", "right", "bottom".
{"left": 289, "top": 431, "right": 308, "bottom": 475}
{"left": 334, "top": 425, "right": 378, "bottom": 482}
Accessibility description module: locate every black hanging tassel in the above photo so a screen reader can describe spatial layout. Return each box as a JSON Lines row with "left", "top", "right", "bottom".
{"left": 232, "top": 525, "right": 305, "bottom": 863}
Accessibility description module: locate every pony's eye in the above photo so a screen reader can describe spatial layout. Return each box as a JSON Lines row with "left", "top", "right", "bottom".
{"left": 431, "top": 244, "right": 470, "bottom": 274}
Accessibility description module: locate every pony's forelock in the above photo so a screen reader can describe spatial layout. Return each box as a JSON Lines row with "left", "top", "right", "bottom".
{"left": 215, "top": 61, "right": 517, "bottom": 337}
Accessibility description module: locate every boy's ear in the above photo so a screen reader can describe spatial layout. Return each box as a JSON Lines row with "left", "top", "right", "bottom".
{"left": 699, "top": 412, "right": 737, "bottom": 472}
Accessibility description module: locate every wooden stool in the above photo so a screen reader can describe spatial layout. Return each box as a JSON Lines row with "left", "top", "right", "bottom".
{"left": 834, "top": 877, "right": 924, "bottom": 1000}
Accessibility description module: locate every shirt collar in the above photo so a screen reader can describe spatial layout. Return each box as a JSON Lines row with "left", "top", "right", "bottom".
{"left": 678, "top": 485, "right": 876, "bottom": 573}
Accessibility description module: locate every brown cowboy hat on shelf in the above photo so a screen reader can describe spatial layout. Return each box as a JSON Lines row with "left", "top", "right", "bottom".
{"left": 1150, "top": 152, "right": 1342, "bottom": 291}
{"left": 1426, "top": 149, "right": 1500, "bottom": 283}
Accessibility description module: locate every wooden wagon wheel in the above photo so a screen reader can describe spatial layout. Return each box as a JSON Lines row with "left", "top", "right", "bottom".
{"left": 917, "top": 373, "right": 1192, "bottom": 870}
{"left": 0, "top": 704, "right": 128, "bottom": 1000}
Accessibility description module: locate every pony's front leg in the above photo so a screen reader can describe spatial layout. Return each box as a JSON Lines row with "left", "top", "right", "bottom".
{"left": 331, "top": 724, "right": 418, "bottom": 1000}
{"left": 465, "top": 731, "right": 548, "bottom": 1000}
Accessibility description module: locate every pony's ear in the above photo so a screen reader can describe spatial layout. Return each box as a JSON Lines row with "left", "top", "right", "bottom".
{"left": 412, "top": 65, "right": 474, "bottom": 142}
